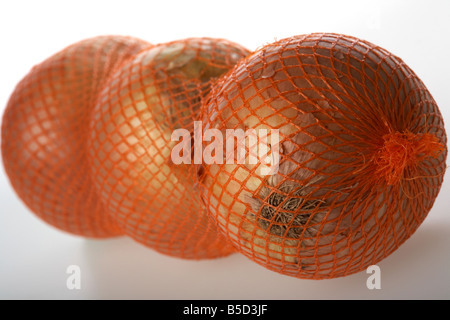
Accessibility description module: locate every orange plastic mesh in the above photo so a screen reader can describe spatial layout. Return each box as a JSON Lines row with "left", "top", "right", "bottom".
{"left": 198, "top": 33, "right": 447, "bottom": 278}
{"left": 1, "top": 35, "right": 151, "bottom": 237}
{"left": 87, "top": 38, "right": 250, "bottom": 258}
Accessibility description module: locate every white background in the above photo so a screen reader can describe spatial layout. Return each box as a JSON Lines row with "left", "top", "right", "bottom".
{"left": 0, "top": 0, "right": 449, "bottom": 300}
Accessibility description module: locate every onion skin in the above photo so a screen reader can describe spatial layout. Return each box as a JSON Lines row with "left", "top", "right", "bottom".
{"left": 198, "top": 33, "right": 447, "bottom": 278}
{"left": 88, "top": 38, "right": 250, "bottom": 258}
{"left": 1, "top": 36, "right": 151, "bottom": 237}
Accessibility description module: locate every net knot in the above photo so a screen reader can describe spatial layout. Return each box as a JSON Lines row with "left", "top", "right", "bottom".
{"left": 373, "top": 131, "right": 445, "bottom": 185}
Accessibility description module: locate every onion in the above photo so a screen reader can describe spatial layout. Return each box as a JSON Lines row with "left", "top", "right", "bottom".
{"left": 1, "top": 36, "right": 150, "bottom": 237}
{"left": 87, "top": 38, "right": 250, "bottom": 258}
{"left": 198, "top": 33, "right": 447, "bottom": 278}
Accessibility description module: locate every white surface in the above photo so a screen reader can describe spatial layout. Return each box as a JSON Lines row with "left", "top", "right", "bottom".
{"left": 1, "top": 0, "right": 449, "bottom": 300}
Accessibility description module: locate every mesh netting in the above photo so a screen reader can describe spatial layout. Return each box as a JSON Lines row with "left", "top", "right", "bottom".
{"left": 198, "top": 33, "right": 447, "bottom": 278}
{"left": 1, "top": 35, "right": 151, "bottom": 237}
{"left": 2, "top": 32, "right": 447, "bottom": 274}
{"left": 87, "top": 38, "right": 250, "bottom": 258}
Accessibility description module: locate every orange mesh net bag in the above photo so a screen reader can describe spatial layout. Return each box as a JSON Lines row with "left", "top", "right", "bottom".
{"left": 1, "top": 35, "right": 151, "bottom": 237}
{"left": 87, "top": 38, "right": 250, "bottom": 258}
{"left": 197, "top": 33, "right": 447, "bottom": 278}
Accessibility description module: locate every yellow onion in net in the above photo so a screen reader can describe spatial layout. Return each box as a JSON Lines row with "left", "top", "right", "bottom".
{"left": 87, "top": 38, "right": 250, "bottom": 258}
{"left": 198, "top": 33, "right": 447, "bottom": 278}
{"left": 1, "top": 36, "right": 151, "bottom": 237}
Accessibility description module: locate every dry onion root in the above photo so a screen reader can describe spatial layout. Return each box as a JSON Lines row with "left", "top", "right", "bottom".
{"left": 198, "top": 33, "right": 447, "bottom": 278}
{"left": 88, "top": 38, "right": 250, "bottom": 258}
{"left": 1, "top": 36, "right": 151, "bottom": 237}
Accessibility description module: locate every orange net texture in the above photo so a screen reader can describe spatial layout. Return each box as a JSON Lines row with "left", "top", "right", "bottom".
{"left": 1, "top": 33, "right": 447, "bottom": 277}
{"left": 198, "top": 33, "right": 447, "bottom": 279}
{"left": 87, "top": 38, "right": 250, "bottom": 258}
{"left": 1, "top": 36, "right": 151, "bottom": 237}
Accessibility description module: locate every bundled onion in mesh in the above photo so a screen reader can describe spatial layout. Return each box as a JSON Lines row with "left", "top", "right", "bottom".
{"left": 87, "top": 38, "right": 250, "bottom": 258}
{"left": 1, "top": 36, "right": 151, "bottom": 237}
{"left": 198, "top": 33, "right": 447, "bottom": 278}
